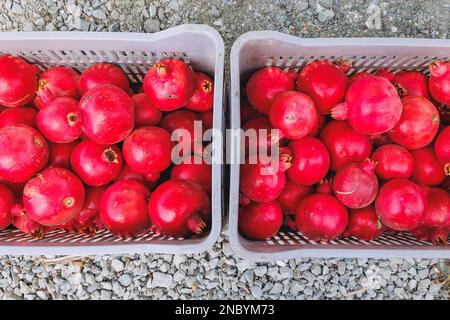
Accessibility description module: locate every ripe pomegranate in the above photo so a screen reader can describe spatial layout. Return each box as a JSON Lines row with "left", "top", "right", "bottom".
{"left": 410, "top": 147, "right": 446, "bottom": 186}
{"left": 387, "top": 96, "right": 439, "bottom": 150}
{"left": 122, "top": 126, "right": 173, "bottom": 175}
{"left": 308, "top": 114, "right": 326, "bottom": 137}
{"left": 350, "top": 71, "right": 371, "bottom": 83}
{"left": 114, "top": 164, "right": 157, "bottom": 190}
{"left": 23, "top": 167, "right": 85, "bottom": 226}
{"left": 240, "top": 98, "right": 260, "bottom": 123}
{"left": 200, "top": 110, "right": 213, "bottom": 130}
{"left": 434, "top": 127, "right": 450, "bottom": 176}
{"left": 242, "top": 116, "right": 282, "bottom": 157}
{"left": 296, "top": 194, "right": 348, "bottom": 241}
{"left": 132, "top": 93, "right": 162, "bottom": 127}
{"left": 373, "top": 133, "right": 394, "bottom": 148}
{"left": 149, "top": 179, "right": 211, "bottom": 237}
{"left": 99, "top": 180, "right": 151, "bottom": 237}
{"left": 0, "top": 125, "right": 49, "bottom": 183}
{"left": 268, "top": 91, "right": 319, "bottom": 140}
{"left": 373, "top": 68, "right": 395, "bottom": 82}
{"left": 143, "top": 59, "right": 195, "bottom": 111}
{"left": 0, "top": 55, "right": 38, "bottom": 107}
{"left": 37, "top": 97, "right": 82, "bottom": 143}
{"left": 297, "top": 60, "right": 349, "bottom": 114}
{"left": 316, "top": 176, "right": 334, "bottom": 195}
{"left": 278, "top": 180, "right": 312, "bottom": 214}
{"left": 11, "top": 203, "right": 46, "bottom": 239}
{"left": 333, "top": 159, "right": 379, "bottom": 209}
{"left": 186, "top": 72, "right": 214, "bottom": 112}
{"left": 375, "top": 178, "right": 426, "bottom": 231}
{"left": 72, "top": 186, "right": 106, "bottom": 234}
{"left": 160, "top": 109, "right": 202, "bottom": 151}
{"left": 170, "top": 155, "right": 212, "bottom": 193}
{"left": 422, "top": 187, "right": 450, "bottom": 229}
{"left": 372, "top": 144, "right": 414, "bottom": 180}
{"left": 71, "top": 140, "right": 123, "bottom": 186}
{"left": 0, "top": 184, "right": 14, "bottom": 230}
{"left": 286, "top": 137, "right": 330, "bottom": 186}
{"left": 48, "top": 141, "right": 77, "bottom": 169}
{"left": 319, "top": 120, "right": 372, "bottom": 171}
{"left": 34, "top": 66, "right": 80, "bottom": 109}
{"left": 392, "top": 70, "right": 430, "bottom": 98}
{"left": 79, "top": 63, "right": 131, "bottom": 95}
{"left": 239, "top": 201, "right": 283, "bottom": 240}
{"left": 246, "top": 66, "right": 295, "bottom": 114}
{"left": 0, "top": 107, "right": 37, "bottom": 129}
{"left": 79, "top": 84, "right": 135, "bottom": 144}
{"left": 428, "top": 60, "right": 450, "bottom": 105}
{"left": 347, "top": 206, "right": 384, "bottom": 241}
{"left": 332, "top": 75, "right": 402, "bottom": 135}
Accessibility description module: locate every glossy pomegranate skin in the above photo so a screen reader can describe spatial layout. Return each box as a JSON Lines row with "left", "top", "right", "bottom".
{"left": 410, "top": 147, "right": 446, "bottom": 186}
{"left": 0, "top": 184, "right": 14, "bottom": 229}
{"left": 114, "top": 164, "right": 156, "bottom": 190}
{"left": 132, "top": 93, "right": 162, "bottom": 127}
{"left": 242, "top": 116, "right": 281, "bottom": 157}
{"left": 37, "top": 97, "right": 82, "bottom": 143}
{"left": 23, "top": 167, "right": 85, "bottom": 227}
{"left": 99, "top": 180, "right": 151, "bottom": 237}
{"left": 143, "top": 59, "right": 195, "bottom": 111}
{"left": 0, "top": 125, "right": 49, "bottom": 183}
{"left": 34, "top": 66, "right": 80, "bottom": 109}
{"left": 347, "top": 206, "right": 384, "bottom": 241}
{"left": 350, "top": 71, "right": 371, "bottom": 83}
{"left": 240, "top": 156, "right": 286, "bottom": 203}
{"left": 0, "top": 107, "right": 37, "bottom": 129}
{"left": 392, "top": 70, "right": 430, "bottom": 99}
{"left": 48, "top": 141, "right": 77, "bottom": 169}
{"left": 295, "top": 194, "right": 348, "bottom": 241}
{"left": 319, "top": 120, "right": 372, "bottom": 172}
{"left": 75, "top": 186, "right": 106, "bottom": 231}
{"left": 0, "top": 55, "right": 38, "bottom": 107}
{"left": 387, "top": 96, "right": 440, "bottom": 150}
{"left": 269, "top": 91, "right": 319, "bottom": 140}
{"left": 160, "top": 110, "right": 202, "bottom": 152}
{"left": 287, "top": 137, "right": 330, "bottom": 186}
{"left": 246, "top": 66, "right": 295, "bottom": 114}
{"left": 186, "top": 72, "right": 214, "bottom": 112}
{"left": 148, "top": 179, "right": 211, "bottom": 237}
{"left": 297, "top": 60, "right": 349, "bottom": 114}
{"left": 171, "top": 155, "right": 212, "bottom": 193}
{"left": 79, "top": 84, "right": 135, "bottom": 145}
{"left": 375, "top": 178, "right": 426, "bottom": 231}
{"left": 79, "top": 63, "right": 131, "bottom": 95}
{"left": 71, "top": 140, "right": 123, "bottom": 186}
{"left": 11, "top": 203, "right": 46, "bottom": 239}
{"left": 434, "top": 127, "right": 450, "bottom": 175}
{"left": 373, "top": 68, "right": 395, "bottom": 82}
{"left": 278, "top": 180, "right": 312, "bottom": 214}
{"left": 428, "top": 60, "right": 450, "bottom": 105}
{"left": 333, "top": 160, "right": 379, "bottom": 209}
{"left": 422, "top": 187, "right": 450, "bottom": 229}
{"left": 238, "top": 201, "right": 283, "bottom": 240}
{"left": 333, "top": 75, "right": 403, "bottom": 135}
{"left": 372, "top": 144, "right": 414, "bottom": 180}
{"left": 122, "top": 126, "right": 173, "bottom": 175}
{"left": 200, "top": 110, "right": 214, "bottom": 130}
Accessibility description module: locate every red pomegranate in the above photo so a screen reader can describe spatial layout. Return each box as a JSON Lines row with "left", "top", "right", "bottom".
{"left": 0, "top": 107, "right": 37, "bottom": 129}
{"left": 373, "top": 68, "right": 395, "bottom": 82}
{"left": 0, "top": 184, "right": 14, "bottom": 230}
{"left": 246, "top": 66, "right": 295, "bottom": 114}
{"left": 372, "top": 144, "right": 414, "bottom": 180}
{"left": 186, "top": 72, "right": 214, "bottom": 112}
{"left": 143, "top": 59, "right": 195, "bottom": 111}
{"left": 428, "top": 60, "right": 450, "bottom": 105}
{"left": 319, "top": 120, "right": 372, "bottom": 172}
{"left": 375, "top": 178, "right": 427, "bottom": 231}
{"left": 79, "top": 84, "right": 135, "bottom": 145}
{"left": 422, "top": 187, "right": 450, "bottom": 229}
{"left": 387, "top": 96, "right": 439, "bottom": 150}
{"left": 278, "top": 180, "right": 312, "bottom": 214}
{"left": 114, "top": 164, "right": 157, "bottom": 190}
{"left": 410, "top": 147, "right": 446, "bottom": 186}
{"left": 295, "top": 194, "right": 348, "bottom": 241}
{"left": 0, "top": 55, "right": 38, "bottom": 107}
{"left": 350, "top": 71, "right": 371, "bottom": 83}
{"left": 239, "top": 201, "right": 283, "bottom": 240}
{"left": 74, "top": 186, "right": 106, "bottom": 234}
{"left": 297, "top": 60, "right": 349, "bottom": 114}
{"left": 434, "top": 127, "right": 450, "bottom": 176}
{"left": 99, "top": 180, "right": 151, "bottom": 237}
{"left": 148, "top": 179, "right": 210, "bottom": 237}
{"left": 34, "top": 66, "right": 80, "bottom": 109}
{"left": 37, "top": 97, "right": 82, "bottom": 143}
{"left": 242, "top": 116, "right": 281, "bottom": 157}
{"left": 23, "top": 167, "right": 85, "bottom": 227}
{"left": 79, "top": 63, "right": 131, "bottom": 95}
{"left": 132, "top": 93, "right": 162, "bottom": 127}
{"left": 392, "top": 70, "right": 430, "bottom": 98}
{"left": 373, "top": 133, "right": 394, "bottom": 148}
{"left": 48, "top": 141, "right": 77, "bottom": 169}
{"left": 347, "top": 206, "right": 384, "bottom": 241}
{"left": 170, "top": 155, "right": 212, "bottom": 193}
{"left": 268, "top": 91, "right": 319, "bottom": 140}
{"left": 316, "top": 176, "right": 334, "bottom": 195}
{"left": 0, "top": 125, "right": 49, "bottom": 183}
{"left": 71, "top": 140, "right": 123, "bottom": 186}
{"left": 200, "top": 110, "right": 213, "bottom": 130}
{"left": 332, "top": 75, "right": 402, "bottom": 135}
{"left": 11, "top": 203, "right": 46, "bottom": 239}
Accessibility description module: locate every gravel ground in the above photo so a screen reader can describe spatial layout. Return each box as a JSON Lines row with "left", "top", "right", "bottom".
{"left": 0, "top": 0, "right": 449, "bottom": 300}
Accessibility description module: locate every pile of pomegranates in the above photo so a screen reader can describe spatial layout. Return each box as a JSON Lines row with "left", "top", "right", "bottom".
{"left": 239, "top": 60, "right": 450, "bottom": 245}
{"left": 0, "top": 55, "right": 214, "bottom": 239}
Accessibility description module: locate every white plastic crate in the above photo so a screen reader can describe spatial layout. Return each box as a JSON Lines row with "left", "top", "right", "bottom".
{"left": 0, "top": 24, "right": 225, "bottom": 255}
{"left": 229, "top": 31, "right": 450, "bottom": 261}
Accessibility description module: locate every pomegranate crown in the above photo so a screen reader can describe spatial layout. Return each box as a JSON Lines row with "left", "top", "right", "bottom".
{"left": 429, "top": 60, "right": 447, "bottom": 77}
